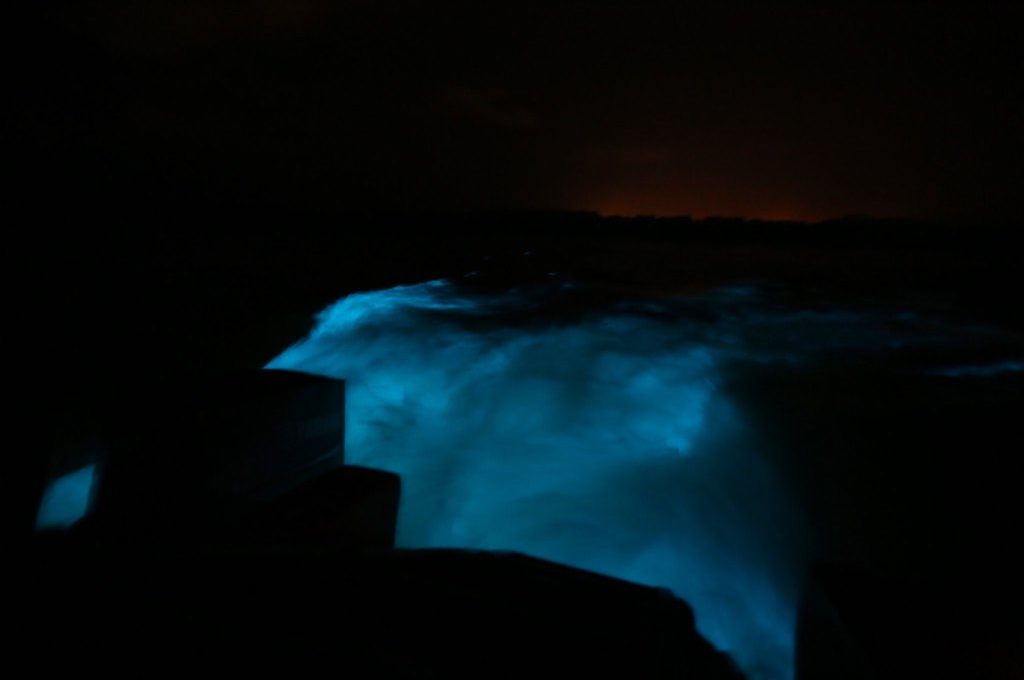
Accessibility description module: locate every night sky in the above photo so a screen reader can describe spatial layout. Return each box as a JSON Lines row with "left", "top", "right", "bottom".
{"left": 15, "top": 1, "right": 1024, "bottom": 220}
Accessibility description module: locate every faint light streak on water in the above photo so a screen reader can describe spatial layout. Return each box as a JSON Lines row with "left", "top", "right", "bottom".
{"left": 927, "top": 360, "right": 1024, "bottom": 377}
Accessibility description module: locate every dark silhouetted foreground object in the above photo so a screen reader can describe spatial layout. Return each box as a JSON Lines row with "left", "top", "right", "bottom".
{"left": 88, "top": 369, "right": 347, "bottom": 538}
{"left": 17, "top": 543, "right": 743, "bottom": 679}
{"left": 37, "top": 369, "right": 406, "bottom": 551}
{"left": 796, "top": 563, "right": 1023, "bottom": 680}
{"left": 19, "top": 364, "right": 744, "bottom": 678}
{"left": 230, "top": 465, "right": 400, "bottom": 549}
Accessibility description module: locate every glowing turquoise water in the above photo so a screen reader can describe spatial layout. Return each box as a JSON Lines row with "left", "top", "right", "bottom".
{"left": 268, "top": 280, "right": 803, "bottom": 679}
{"left": 265, "top": 277, "right": 1017, "bottom": 679}
{"left": 36, "top": 464, "right": 97, "bottom": 530}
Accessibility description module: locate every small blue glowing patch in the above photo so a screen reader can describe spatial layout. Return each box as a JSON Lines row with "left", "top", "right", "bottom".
{"left": 35, "top": 464, "right": 97, "bottom": 530}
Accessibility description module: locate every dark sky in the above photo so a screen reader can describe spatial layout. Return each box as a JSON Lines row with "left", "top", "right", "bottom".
{"left": 16, "top": 1, "right": 1024, "bottom": 221}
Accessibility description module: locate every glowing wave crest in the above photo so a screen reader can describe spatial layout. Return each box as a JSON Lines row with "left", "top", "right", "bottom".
{"left": 268, "top": 280, "right": 799, "bottom": 680}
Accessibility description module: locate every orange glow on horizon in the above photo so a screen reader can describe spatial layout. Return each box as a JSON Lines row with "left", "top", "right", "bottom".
{"left": 585, "top": 194, "right": 829, "bottom": 223}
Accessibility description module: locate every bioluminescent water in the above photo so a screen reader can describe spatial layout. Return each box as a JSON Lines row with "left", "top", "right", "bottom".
{"left": 266, "top": 277, "right": 1020, "bottom": 680}
{"left": 36, "top": 464, "right": 97, "bottom": 530}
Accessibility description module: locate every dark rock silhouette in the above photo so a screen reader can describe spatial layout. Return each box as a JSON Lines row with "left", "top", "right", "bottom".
{"left": 89, "top": 369, "right": 347, "bottom": 540}
{"left": 17, "top": 365, "right": 742, "bottom": 678}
